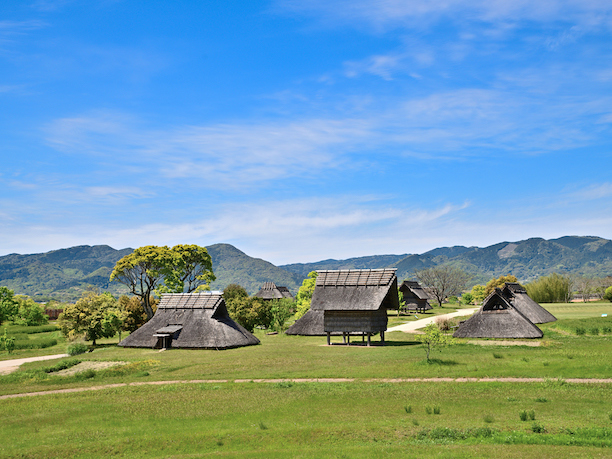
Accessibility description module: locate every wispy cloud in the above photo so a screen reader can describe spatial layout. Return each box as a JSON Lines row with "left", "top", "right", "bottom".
{"left": 279, "top": 0, "right": 612, "bottom": 29}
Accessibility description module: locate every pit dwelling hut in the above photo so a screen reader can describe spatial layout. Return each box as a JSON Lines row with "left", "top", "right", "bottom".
{"left": 453, "top": 288, "right": 543, "bottom": 339}
{"left": 118, "top": 292, "right": 259, "bottom": 350}
{"left": 311, "top": 268, "right": 399, "bottom": 346}
{"left": 253, "top": 282, "right": 294, "bottom": 301}
{"left": 285, "top": 308, "right": 327, "bottom": 336}
{"left": 399, "top": 280, "right": 432, "bottom": 313}
{"left": 502, "top": 282, "right": 556, "bottom": 324}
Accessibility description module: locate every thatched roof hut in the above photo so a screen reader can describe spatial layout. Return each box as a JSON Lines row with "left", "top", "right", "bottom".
{"left": 399, "top": 280, "right": 432, "bottom": 313}
{"left": 285, "top": 308, "right": 327, "bottom": 336}
{"left": 254, "top": 282, "right": 294, "bottom": 300}
{"left": 453, "top": 288, "right": 543, "bottom": 339}
{"left": 311, "top": 269, "right": 399, "bottom": 345}
{"left": 118, "top": 292, "right": 259, "bottom": 349}
{"left": 502, "top": 282, "right": 556, "bottom": 324}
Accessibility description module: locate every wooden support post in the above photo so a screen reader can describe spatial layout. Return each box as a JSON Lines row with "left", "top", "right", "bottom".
{"left": 327, "top": 332, "right": 330, "bottom": 346}
{"left": 367, "top": 333, "right": 371, "bottom": 347}
{"left": 347, "top": 333, "right": 350, "bottom": 345}
{"left": 342, "top": 333, "right": 346, "bottom": 344}
{"left": 362, "top": 333, "right": 365, "bottom": 343}
{"left": 381, "top": 331, "right": 385, "bottom": 345}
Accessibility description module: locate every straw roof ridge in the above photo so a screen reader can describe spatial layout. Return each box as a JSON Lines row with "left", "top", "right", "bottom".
{"left": 501, "top": 283, "right": 557, "bottom": 324}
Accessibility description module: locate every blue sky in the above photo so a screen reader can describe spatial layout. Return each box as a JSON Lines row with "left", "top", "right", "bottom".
{"left": 1, "top": 0, "right": 612, "bottom": 264}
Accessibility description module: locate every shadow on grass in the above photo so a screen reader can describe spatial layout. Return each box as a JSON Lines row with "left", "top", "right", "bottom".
{"left": 419, "top": 358, "right": 460, "bottom": 366}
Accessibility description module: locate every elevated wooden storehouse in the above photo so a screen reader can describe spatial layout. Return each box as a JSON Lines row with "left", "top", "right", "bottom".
{"left": 399, "top": 280, "right": 432, "bottom": 313}
{"left": 311, "top": 269, "right": 399, "bottom": 346}
{"left": 453, "top": 288, "right": 543, "bottom": 339}
{"left": 502, "top": 282, "right": 556, "bottom": 324}
{"left": 118, "top": 292, "right": 259, "bottom": 350}
{"left": 253, "top": 282, "right": 294, "bottom": 301}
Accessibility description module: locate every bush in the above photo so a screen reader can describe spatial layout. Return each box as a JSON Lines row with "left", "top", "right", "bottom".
{"left": 526, "top": 273, "right": 572, "bottom": 303}
{"left": 531, "top": 422, "right": 546, "bottom": 433}
{"left": 460, "top": 293, "right": 474, "bottom": 305}
{"left": 14, "top": 296, "right": 48, "bottom": 326}
{"left": 604, "top": 286, "right": 612, "bottom": 302}
{"left": 520, "top": 411, "right": 528, "bottom": 421}
{"left": 67, "top": 342, "right": 89, "bottom": 355}
{"left": 435, "top": 317, "right": 457, "bottom": 331}
{"left": 576, "top": 327, "right": 586, "bottom": 336}
{"left": 590, "top": 327, "right": 599, "bottom": 335}
{"left": 270, "top": 298, "right": 295, "bottom": 332}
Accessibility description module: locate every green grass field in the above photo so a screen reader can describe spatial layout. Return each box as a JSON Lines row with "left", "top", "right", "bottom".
{"left": 1, "top": 303, "right": 612, "bottom": 458}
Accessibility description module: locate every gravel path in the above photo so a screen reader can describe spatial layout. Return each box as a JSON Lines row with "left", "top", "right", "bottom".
{"left": 2, "top": 377, "right": 611, "bottom": 400}
{"left": 387, "top": 308, "right": 478, "bottom": 333}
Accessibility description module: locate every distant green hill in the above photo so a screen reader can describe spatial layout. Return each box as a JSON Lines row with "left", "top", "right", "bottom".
{"left": 0, "top": 243, "right": 302, "bottom": 302}
{"left": 280, "top": 236, "right": 612, "bottom": 285}
{"left": 1, "top": 236, "right": 611, "bottom": 302}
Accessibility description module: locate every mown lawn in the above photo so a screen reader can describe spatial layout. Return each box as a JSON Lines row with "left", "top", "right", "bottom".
{"left": 1, "top": 303, "right": 612, "bottom": 458}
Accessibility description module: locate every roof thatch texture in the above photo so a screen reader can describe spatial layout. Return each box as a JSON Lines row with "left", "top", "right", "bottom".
{"left": 399, "top": 280, "right": 432, "bottom": 311}
{"left": 286, "top": 309, "right": 326, "bottom": 335}
{"left": 253, "top": 282, "right": 294, "bottom": 300}
{"left": 502, "top": 282, "right": 556, "bottom": 324}
{"left": 453, "top": 289, "right": 543, "bottom": 339}
{"left": 311, "top": 269, "right": 399, "bottom": 311}
{"left": 119, "top": 292, "right": 259, "bottom": 349}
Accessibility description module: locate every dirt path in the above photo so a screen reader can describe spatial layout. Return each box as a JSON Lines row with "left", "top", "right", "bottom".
{"left": 2, "top": 376, "right": 611, "bottom": 400}
{"left": 0, "top": 354, "right": 69, "bottom": 375}
{"left": 387, "top": 308, "right": 478, "bottom": 333}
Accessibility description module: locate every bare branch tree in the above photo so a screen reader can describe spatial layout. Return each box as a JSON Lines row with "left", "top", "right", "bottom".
{"left": 414, "top": 265, "right": 472, "bottom": 307}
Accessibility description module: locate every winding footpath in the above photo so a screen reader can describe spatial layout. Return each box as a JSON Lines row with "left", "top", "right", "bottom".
{"left": 387, "top": 307, "right": 478, "bottom": 333}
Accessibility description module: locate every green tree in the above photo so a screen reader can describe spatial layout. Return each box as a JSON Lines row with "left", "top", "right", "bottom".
{"left": 110, "top": 244, "right": 216, "bottom": 319}
{"left": 270, "top": 298, "right": 295, "bottom": 332}
{"left": 420, "top": 323, "right": 453, "bottom": 361}
{"left": 118, "top": 295, "right": 152, "bottom": 333}
{"left": 14, "top": 295, "right": 48, "bottom": 326}
{"left": 470, "top": 285, "right": 487, "bottom": 304}
{"left": 0, "top": 287, "right": 18, "bottom": 325}
{"left": 225, "top": 296, "right": 271, "bottom": 332}
{"left": 223, "top": 284, "right": 249, "bottom": 303}
{"left": 414, "top": 266, "right": 472, "bottom": 307}
{"left": 160, "top": 244, "right": 216, "bottom": 293}
{"left": 460, "top": 292, "right": 474, "bottom": 305}
{"left": 1, "top": 328, "right": 15, "bottom": 354}
{"left": 294, "top": 271, "right": 318, "bottom": 319}
{"left": 526, "top": 273, "right": 572, "bottom": 303}
{"left": 604, "top": 286, "right": 612, "bottom": 302}
{"left": 485, "top": 274, "right": 520, "bottom": 296}
{"left": 58, "top": 291, "right": 123, "bottom": 345}
{"left": 110, "top": 245, "right": 173, "bottom": 319}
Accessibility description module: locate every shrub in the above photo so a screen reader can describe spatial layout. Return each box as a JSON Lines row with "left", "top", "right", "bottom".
{"left": 425, "top": 406, "right": 432, "bottom": 415}
{"left": 14, "top": 296, "right": 48, "bottom": 326}
{"left": 529, "top": 410, "right": 536, "bottom": 420}
{"left": 576, "top": 327, "right": 586, "bottom": 336}
{"left": 520, "top": 411, "right": 528, "bottom": 421}
{"left": 535, "top": 397, "right": 548, "bottom": 403}
{"left": 67, "top": 342, "right": 89, "bottom": 356}
{"left": 435, "top": 317, "right": 457, "bottom": 331}
{"left": 590, "top": 327, "right": 599, "bottom": 335}
{"left": 493, "top": 353, "right": 503, "bottom": 359}
{"left": 404, "top": 405, "right": 412, "bottom": 414}
{"left": 483, "top": 414, "right": 494, "bottom": 423}
{"left": 604, "top": 286, "right": 612, "bottom": 302}
{"left": 43, "top": 358, "right": 81, "bottom": 373}
{"left": 602, "top": 326, "right": 611, "bottom": 334}
{"left": 531, "top": 422, "right": 546, "bottom": 433}
{"left": 433, "top": 406, "right": 441, "bottom": 415}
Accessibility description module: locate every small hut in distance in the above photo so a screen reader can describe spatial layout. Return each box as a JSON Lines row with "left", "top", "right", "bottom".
{"left": 399, "top": 280, "right": 432, "bottom": 313}
{"left": 253, "top": 282, "right": 294, "bottom": 301}
{"left": 311, "top": 269, "right": 399, "bottom": 346}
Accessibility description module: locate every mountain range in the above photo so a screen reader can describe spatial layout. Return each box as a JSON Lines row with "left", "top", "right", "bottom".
{"left": 1, "top": 236, "right": 611, "bottom": 302}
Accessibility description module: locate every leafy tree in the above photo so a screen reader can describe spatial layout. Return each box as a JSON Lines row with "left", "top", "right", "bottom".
{"left": 226, "top": 296, "right": 271, "bottom": 332}
{"left": 223, "top": 284, "right": 249, "bottom": 303}
{"left": 294, "top": 271, "right": 318, "bottom": 319}
{"left": 270, "top": 298, "right": 295, "bottom": 332}
{"left": 1, "top": 328, "right": 15, "bottom": 354}
{"left": 420, "top": 323, "right": 453, "bottom": 361}
{"left": 460, "top": 292, "right": 474, "bottom": 305}
{"left": 110, "top": 244, "right": 216, "bottom": 319}
{"left": 469, "top": 285, "right": 487, "bottom": 304}
{"left": 159, "top": 244, "right": 216, "bottom": 293}
{"left": 118, "top": 295, "right": 152, "bottom": 333}
{"left": 604, "top": 286, "right": 612, "bottom": 302}
{"left": 526, "top": 273, "right": 572, "bottom": 303}
{"left": 414, "top": 266, "right": 472, "bottom": 307}
{"left": 485, "top": 274, "right": 520, "bottom": 296}
{"left": 14, "top": 295, "right": 48, "bottom": 326}
{"left": 0, "top": 287, "right": 18, "bottom": 325}
{"left": 58, "top": 291, "right": 123, "bottom": 345}
{"left": 110, "top": 245, "right": 173, "bottom": 319}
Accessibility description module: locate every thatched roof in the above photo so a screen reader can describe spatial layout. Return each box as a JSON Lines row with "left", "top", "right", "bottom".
{"left": 502, "top": 282, "right": 556, "bottom": 324}
{"left": 254, "top": 282, "right": 294, "bottom": 300}
{"left": 400, "top": 280, "right": 430, "bottom": 300}
{"left": 311, "top": 269, "right": 399, "bottom": 311}
{"left": 286, "top": 309, "right": 325, "bottom": 335}
{"left": 453, "top": 289, "right": 543, "bottom": 339}
{"left": 119, "top": 292, "right": 259, "bottom": 349}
